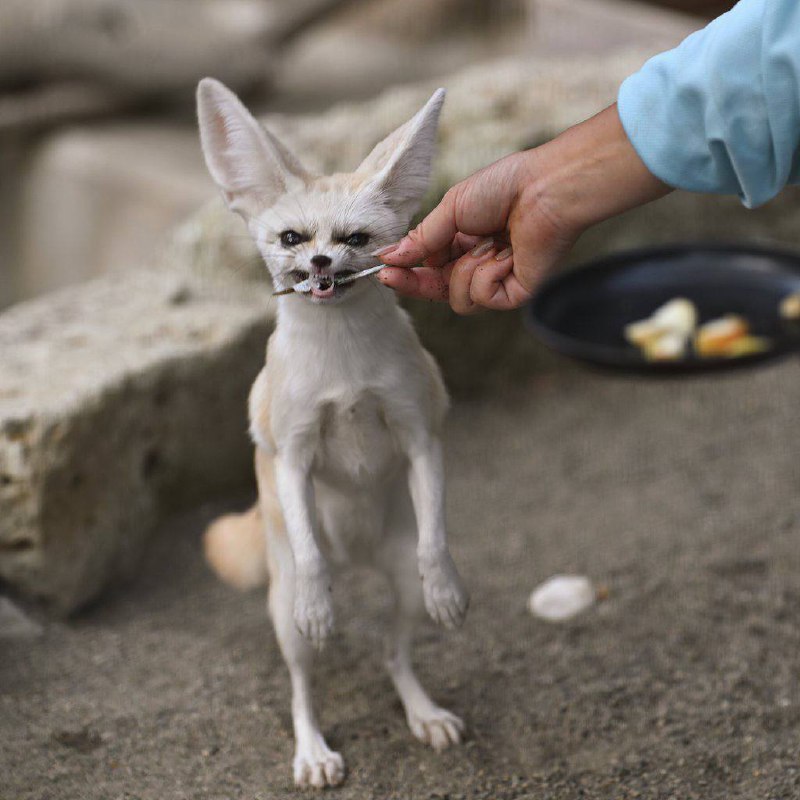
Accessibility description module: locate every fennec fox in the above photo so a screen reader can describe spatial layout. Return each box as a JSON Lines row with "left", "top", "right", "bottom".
{"left": 197, "top": 78, "right": 469, "bottom": 789}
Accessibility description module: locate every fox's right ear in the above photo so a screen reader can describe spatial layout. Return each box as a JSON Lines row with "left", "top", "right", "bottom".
{"left": 197, "top": 78, "right": 308, "bottom": 219}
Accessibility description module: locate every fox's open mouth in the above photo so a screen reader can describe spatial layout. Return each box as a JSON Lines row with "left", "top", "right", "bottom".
{"left": 290, "top": 269, "right": 358, "bottom": 300}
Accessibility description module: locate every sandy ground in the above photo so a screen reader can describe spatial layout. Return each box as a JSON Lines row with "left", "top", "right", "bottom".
{"left": 3, "top": 357, "right": 800, "bottom": 799}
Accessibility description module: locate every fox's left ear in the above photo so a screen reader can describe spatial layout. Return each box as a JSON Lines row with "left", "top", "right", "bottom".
{"left": 197, "top": 77, "right": 309, "bottom": 220}
{"left": 356, "top": 88, "right": 445, "bottom": 221}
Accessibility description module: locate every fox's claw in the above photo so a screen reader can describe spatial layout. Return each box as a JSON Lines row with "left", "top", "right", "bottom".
{"left": 293, "top": 733, "right": 345, "bottom": 788}
{"left": 419, "top": 552, "right": 469, "bottom": 629}
{"left": 294, "top": 575, "right": 334, "bottom": 648}
{"left": 408, "top": 705, "right": 465, "bottom": 751}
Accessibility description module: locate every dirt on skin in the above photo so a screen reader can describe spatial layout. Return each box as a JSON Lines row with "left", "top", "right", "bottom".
{"left": 2, "top": 359, "right": 800, "bottom": 800}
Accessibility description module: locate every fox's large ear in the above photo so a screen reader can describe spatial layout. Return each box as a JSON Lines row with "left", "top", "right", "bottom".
{"left": 197, "top": 78, "right": 308, "bottom": 219}
{"left": 356, "top": 88, "right": 445, "bottom": 221}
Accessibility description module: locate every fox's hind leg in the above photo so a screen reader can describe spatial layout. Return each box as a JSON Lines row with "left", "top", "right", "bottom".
{"left": 257, "top": 451, "right": 345, "bottom": 789}
{"left": 377, "top": 528, "right": 465, "bottom": 751}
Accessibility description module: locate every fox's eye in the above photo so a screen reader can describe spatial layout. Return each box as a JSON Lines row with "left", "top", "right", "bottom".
{"left": 345, "top": 232, "right": 369, "bottom": 248}
{"left": 280, "top": 230, "right": 304, "bottom": 247}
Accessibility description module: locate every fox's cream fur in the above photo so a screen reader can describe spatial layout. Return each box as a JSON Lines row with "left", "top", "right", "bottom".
{"left": 197, "top": 78, "right": 468, "bottom": 789}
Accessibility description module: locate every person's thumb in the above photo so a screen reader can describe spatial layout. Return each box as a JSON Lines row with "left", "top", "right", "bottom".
{"left": 378, "top": 188, "right": 460, "bottom": 267}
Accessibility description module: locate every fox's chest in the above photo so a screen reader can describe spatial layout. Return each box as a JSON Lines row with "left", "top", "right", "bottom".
{"left": 312, "top": 393, "right": 400, "bottom": 487}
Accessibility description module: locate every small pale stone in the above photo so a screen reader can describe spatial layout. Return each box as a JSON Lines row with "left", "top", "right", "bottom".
{"left": 528, "top": 575, "right": 596, "bottom": 622}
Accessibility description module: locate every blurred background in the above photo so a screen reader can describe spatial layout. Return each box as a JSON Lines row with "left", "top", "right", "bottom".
{"left": 0, "top": 0, "right": 735, "bottom": 309}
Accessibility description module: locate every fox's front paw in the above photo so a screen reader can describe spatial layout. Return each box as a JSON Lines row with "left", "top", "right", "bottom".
{"left": 419, "top": 550, "right": 469, "bottom": 629}
{"left": 294, "top": 572, "right": 334, "bottom": 648}
{"left": 408, "top": 704, "right": 465, "bottom": 752}
{"left": 293, "top": 733, "right": 345, "bottom": 788}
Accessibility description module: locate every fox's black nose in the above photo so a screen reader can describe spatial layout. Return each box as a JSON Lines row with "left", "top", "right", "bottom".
{"left": 310, "top": 254, "right": 332, "bottom": 269}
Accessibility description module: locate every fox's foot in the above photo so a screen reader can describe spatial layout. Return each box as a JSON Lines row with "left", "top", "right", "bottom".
{"left": 293, "top": 732, "right": 345, "bottom": 788}
{"left": 407, "top": 702, "right": 465, "bottom": 752}
{"left": 419, "top": 551, "right": 469, "bottom": 629}
{"left": 293, "top": 573, "right": 334, "bottom": 648}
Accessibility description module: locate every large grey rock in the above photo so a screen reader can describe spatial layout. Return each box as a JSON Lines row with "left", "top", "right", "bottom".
{"left": 0, "top": 0, "right": 340, "bottom": 97}
{"left": 18, "top": 124, "right": 211, "bottom": 300}
{"left": 0, "top": 271, "right": 273, "bottom": 614}
{"left": 0, "top": 597, "right": 43, "bottom": 639}
{"left": 271, "top": 0, "right": 695, "bottom": 105}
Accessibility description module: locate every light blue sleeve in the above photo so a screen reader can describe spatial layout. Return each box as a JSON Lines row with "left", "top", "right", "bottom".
{"left": 617, "top": 0, "right": 800, "bottom": 208}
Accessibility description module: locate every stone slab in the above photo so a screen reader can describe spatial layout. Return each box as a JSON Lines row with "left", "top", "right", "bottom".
{"left": 0, "top": 271, "right": 273, "bottom": 613}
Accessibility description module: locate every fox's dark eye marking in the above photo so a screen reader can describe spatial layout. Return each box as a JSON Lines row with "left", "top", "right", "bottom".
{"left": 338, "top": 232, "right": 370, "bottom": 248}
{"left": 280, "top": 230, "right": 306, "bottom": 247}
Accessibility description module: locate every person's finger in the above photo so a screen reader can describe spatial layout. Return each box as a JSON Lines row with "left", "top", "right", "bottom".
{"left": 468, "top": 247, "right": 527, "bottom": 310}
{"left": 448, "top": 239, "right": 496, "bottom": 315}
{"left": 378, "top": 188, "right": 462, "bottom": 267}
{"left": 377, "top": 266, "right": 450, "bottom": 302}
{"left": 421, "top": 232, "right": 484, "bottom": 270}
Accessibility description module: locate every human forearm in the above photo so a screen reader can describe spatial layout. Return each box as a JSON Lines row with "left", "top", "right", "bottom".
{"left": 525, "top": 103, "right": 672, "bottom": 236}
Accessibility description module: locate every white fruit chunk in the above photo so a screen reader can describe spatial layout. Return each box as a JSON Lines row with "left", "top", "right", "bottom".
{"left": 643, "top": 330, "right": 688, "bottom": 361}
{"left": 625, "top": 298, "right": 698, "bottom": 358}
{"left": 779, "top": 292, "right": 800, "bottom": 320}
{"left": 651, "top": 298, "right": 698, "bottom": 335}
{"left": 528, "top": 575, "right": 596, "bottom": 622}
{"left": 624, "top": 318, "right": 664, "bottom": 348}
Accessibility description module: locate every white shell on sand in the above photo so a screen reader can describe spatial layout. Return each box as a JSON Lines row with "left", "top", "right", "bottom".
{"left": 528, "top": 575, "right": 596, "bottom": 622}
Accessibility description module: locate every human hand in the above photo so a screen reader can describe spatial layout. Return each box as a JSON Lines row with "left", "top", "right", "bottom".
{"left": 377, "top": 104, "right": 671, "bottom": 314}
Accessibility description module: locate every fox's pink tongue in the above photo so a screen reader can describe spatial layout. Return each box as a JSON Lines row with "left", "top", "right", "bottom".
{"left": 311, "top": 283, "right": 335, "bottom": 299}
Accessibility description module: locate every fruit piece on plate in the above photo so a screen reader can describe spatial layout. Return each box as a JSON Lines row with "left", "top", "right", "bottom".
{"left": 722, "top": 335, "right": 771, "bottom": 358}
{"left": 643, "top": 330, "right": 689, "bottom": 361}
{"left": 779, "top": 292, "right": 800, "bottom": 320}
{"left": 624, "top": 298, "right": 697, "bottom": 347}
{"left": 694, "top": 315, "right": 749, "bottom": 357}
{"left": 650, "top": 297, "right": 698, "bottom": 335}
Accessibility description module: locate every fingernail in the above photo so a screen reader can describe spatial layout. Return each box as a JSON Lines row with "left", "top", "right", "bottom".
{"left": 495, "top": 246, "right": 513, "bottom": 261}
{"left": 372, "top": 242, "right": 400, "bottom": 257}
{"left": 471, "top": 239, "right": 494, "bottom": 258}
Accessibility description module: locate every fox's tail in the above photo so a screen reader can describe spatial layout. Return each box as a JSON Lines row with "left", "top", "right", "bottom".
{"left": 203, "top": 504, "right": 267, "bottom": 590}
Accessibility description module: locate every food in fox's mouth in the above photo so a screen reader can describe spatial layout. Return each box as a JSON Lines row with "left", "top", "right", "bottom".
{"left": 779, "top": 291, "right": 800, "bottom": 320}
{"left": 625, "top": 299, "right": 773, "bottom": 361}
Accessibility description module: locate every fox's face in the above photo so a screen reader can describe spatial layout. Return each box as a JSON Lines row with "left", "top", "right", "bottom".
{"left": 250, "top": 175, "right": 404, "bottom": 303}
{"left": 197, "top": 79, "right": 445, "bottom": 304}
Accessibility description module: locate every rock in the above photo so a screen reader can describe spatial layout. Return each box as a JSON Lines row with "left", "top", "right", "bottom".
{"left": 0, "top": 597, "right": 43, "bottom": 639}
{"left": 528, "top": 575, "right": 596, "bottom": 622}
{"left": 270, "top": 0, "right": 696, "bottom": 105}
{"left": 18, "top": 124, "right": 212, "bottom": 300}
{"left": 0, "top": 270, "right": 273, "bottom": 614}
{"left": 273, "top": 0, "right": 531, "bottom": 105}
{"left": 0, "top": 0, "right": 270, "bottom": 95}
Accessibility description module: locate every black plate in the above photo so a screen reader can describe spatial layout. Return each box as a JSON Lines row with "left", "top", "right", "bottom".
{"left": 527, "top": 244, "right": 800, "bottom": 375}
